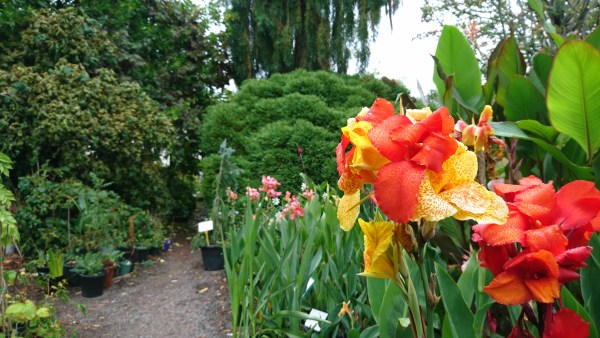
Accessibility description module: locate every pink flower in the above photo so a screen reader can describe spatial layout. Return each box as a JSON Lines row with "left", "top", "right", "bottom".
{"left": 279, "top": 194, "right": 305, "bottom": 220}
{"left": 259, "top": 176, "right": 282, "bottom": 198}
{"left": 226, "top": 187, "right": 238, "bottom": 202}
{"left": 246, "top": 187, "right": 260, "bottom": 201}
{"left": 302, "top": 189, "right": 315, "bottom": 201}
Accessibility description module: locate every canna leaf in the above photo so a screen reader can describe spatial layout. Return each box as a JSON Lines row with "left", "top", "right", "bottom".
{"left": 547, "top": 40, "right": 600, "bottom": 162}
{"left": 433, "top": 25, "right": 485, "bottom": 116}
{"left": 435, "top": 263, "right": 475, "bottom": 338}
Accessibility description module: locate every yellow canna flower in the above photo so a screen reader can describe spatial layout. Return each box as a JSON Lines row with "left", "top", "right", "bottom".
{"left": 358, "top": 219, "right": 397, "bottom": 279}
{"left": 411, "top": 142, "right": 508, "bottom": 224}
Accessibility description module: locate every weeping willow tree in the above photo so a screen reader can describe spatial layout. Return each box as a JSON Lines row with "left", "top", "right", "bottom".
{"left": 223, "top": 0, "right": 400, "bottom": 83}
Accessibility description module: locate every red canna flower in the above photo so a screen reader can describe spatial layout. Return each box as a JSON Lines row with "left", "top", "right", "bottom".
{"left": 476, "top": 176, "right": 600, "bottom": 306}
{"left": 543, "top": 308, "right": 589, "bottom": 338}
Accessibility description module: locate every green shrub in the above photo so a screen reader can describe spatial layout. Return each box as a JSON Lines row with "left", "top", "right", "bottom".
{"left": 246, "top": 120, "right": 338, "bottom": 192}
{"left": 200, "top": 69, "right": 410, "bottom": 198}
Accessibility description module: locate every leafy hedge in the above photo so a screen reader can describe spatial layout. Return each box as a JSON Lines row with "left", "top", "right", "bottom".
{"left": 200, "top": 69, "right": 409, "bottom": 201}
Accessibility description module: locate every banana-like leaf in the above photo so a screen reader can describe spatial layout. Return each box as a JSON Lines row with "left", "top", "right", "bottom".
{"left": 433, "top": 25, "right": 484, "bottom": 115}
{"left": 547, "top": 40, "right": 600, "bottom": 162}
{"left": 505, "top": 75, "right": 548, "bottom": 124}
{"left": 494, "top": 37, "right": 526, "bottom": 107}
{"left": 586, "top": 25, "right": 600, "bottom": 50}
{"left": 490, "top": 121, "right": 593, "bottom": 180}
{"left": 435, "top": 263, "right": 475, "bottom": 338}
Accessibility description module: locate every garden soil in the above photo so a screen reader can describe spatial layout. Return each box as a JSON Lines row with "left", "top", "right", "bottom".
{"left": 54, "top": 232, "right": 232, "bottom": 338}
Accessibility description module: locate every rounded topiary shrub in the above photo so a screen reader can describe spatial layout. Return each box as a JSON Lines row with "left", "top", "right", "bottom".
{"left": 200, "top": 69, "right": 410, "bottom": 197}
{"left": 245, "top": 119, "right": 338, "bottom": 192}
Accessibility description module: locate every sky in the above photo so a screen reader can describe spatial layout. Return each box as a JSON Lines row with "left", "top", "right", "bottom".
{"left": 360, "top": 2, "right": 442, "bottom": 95}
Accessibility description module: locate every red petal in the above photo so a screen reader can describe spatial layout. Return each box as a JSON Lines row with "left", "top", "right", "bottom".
{"left": 359, "top": 98, "right": 395, "bottom": 126}
{"left": 556, "top": 180, "right": 600, "bottom": 230}
{"left": 477, "top": 241, "right": 512, "bottom": 276}
{"left": 523, "top": 225, "right": 568, "bottom": 255}
{"left": 543, "top": 308, "right": 589, "bottom": 338}
{"left": 484, "top": 269, "right": 532, "bottom": 305}
{"left": 374, "top": 161, "right": 425, "bottom": 223}
{"left": 336, "top": 135, "right": 351, "bottom": 175}
{"left": 421, "top": 106, "right": 455, "bottom": 135}
{"left": 369, "top": 114, "right": 412, "bottom": 162}
{"left": 480, "top": 211, "right": 529, "bottom": 245}
{"left": 518, "top": 175, "right": 544, "bottom": 186}
{"left": 494, "top": 183, "right": 529, "bottom": 203}
{"left": 514, "top": 181, "right": 556, "bottom": 225}
{"left": 411, "top": 133, "right": 458, "bottom": 172}
{"left": 556, "top": 246, "right": 592, "bottom": 270}
{"left": 558, "top": 267, "right": 581, "bottom": 283}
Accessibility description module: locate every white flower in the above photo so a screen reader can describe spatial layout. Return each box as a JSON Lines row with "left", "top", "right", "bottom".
{"left": 300, "top": 182, "right": 307, "bottom": 192}
{"left": 272, "top": 197, "right": 280, "bottom": 206}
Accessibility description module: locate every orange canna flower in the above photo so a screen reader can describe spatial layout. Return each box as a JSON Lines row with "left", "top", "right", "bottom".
{"left": 484, "top": 250, "right": 560, "bottom": 305}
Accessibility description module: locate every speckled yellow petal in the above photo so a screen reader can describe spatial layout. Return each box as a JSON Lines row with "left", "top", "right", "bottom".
{"left": 337, "top": 191, "right": 361, "bottom": 231}
{"left": 358, "top": 219, "right": 396, "bottom": 279}
{"left": 412, "top": 175, "right": 457, "bottom": 222}
{"left": 429, "top": 142, "right": 478, "bottom": 192}
{"left": 442, "top": 181, "right": 509, "bottom": 224}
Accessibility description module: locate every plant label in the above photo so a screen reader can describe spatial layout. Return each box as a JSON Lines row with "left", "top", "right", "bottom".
{"left": 304, "top": 308, "right": 328, "bottom": 332}
{"left": 197, "top": 220, "right": 214, "bottom": 233}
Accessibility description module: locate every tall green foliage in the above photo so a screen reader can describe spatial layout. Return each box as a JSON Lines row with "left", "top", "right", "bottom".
{"left": 223, "top": 0, "right": 400, "bottom": 83}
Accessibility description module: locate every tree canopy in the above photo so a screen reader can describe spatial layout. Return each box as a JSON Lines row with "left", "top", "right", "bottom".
{"left": 0, "top": 1, "right": 231, "bottom": 220}
{"left": 223, "top": 0, "right": 401, "bottom": 84}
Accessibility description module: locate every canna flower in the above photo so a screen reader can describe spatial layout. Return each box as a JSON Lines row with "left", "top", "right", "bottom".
{"left": 543, "top": 308, "right": 589, "bottom": 338}
{"left": 246, "top": 187, "right": 260, "bottom": 201}
{"left": 455, "top": 105, "right": 504, "bottom": 152}
{"left": 357, "top": 218, "right": 397, "bottom": 279}
{"left": 411, "top": 142, "right": 508, "bottom": 224}
{"left": 483, "top": 250, "right": 560, "bottom": 305}
{"left": 336, "top": 99, "right": 394, "bottom": 230}
{"left": 259, "top": 176, "right": 282, "bottom": 198}
{"left": 474, "top": 176, "right": 600, "bottom": 305}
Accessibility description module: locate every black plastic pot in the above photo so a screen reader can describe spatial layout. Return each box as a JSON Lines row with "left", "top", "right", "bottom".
{"left": 64, "top": 263, "right": 81, "bottom": 287}
{"left": 135, "top": 247, "right": 149, "bottom": 262}
{"left": 80, "top": 270, "right": 107, "bottom": 298}
{"left": 149, "top": 246, "right": 162, "bottom": 256}
{"left": 200, "top": 245, "right": 224, "bottom": 271}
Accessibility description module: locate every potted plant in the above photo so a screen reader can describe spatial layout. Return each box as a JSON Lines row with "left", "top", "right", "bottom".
{"left": 99, "top": 247, "right": 122, "bottom": 289}
{"left": 72, "top": 252, "right": 106, "bottom": 298}
{"left": 46, "top": 249, "right": 64, "bottom": 292}
{"left": 192, "top": 221, "right": 224, "bottom": 271}
{"left": 63, "top": 253, "right": 81, "bottom": 287}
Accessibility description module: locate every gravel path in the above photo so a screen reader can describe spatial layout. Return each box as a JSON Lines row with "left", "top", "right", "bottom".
{"left": 55, "top": 234, "right": 231, "bottom": 338}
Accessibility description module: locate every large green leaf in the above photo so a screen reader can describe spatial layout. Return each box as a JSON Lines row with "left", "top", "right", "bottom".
{"left": 372, "top": 279, "right": 413, "bottom": 338}
{"left": 435, "top": 263, "right": 475, "bottom": 338}
{"left": 530, "top": 52, "right": 553, "bottom": 93}
{"left": 433, "top": 25, "right": 484, "bottom": 115}
{"left": 494, "top": 37, "right": 526, "bottom": 107}
{"left": 586, "top": 25, "right": 600, "bottom": 50}
{"left": 515, "top": 120, "right": 558, "bottom": 143}
{"left": 505, "top": 75, "right": 548, "bottom": 124}
{"left": 581, "top": 233, "right": 600, "bottom": 333}
{"left": 490, "top": 121, "right": 594, "bottom": 180}
{"left": 547, "top": 40, "right": 600, "bottom": 162}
